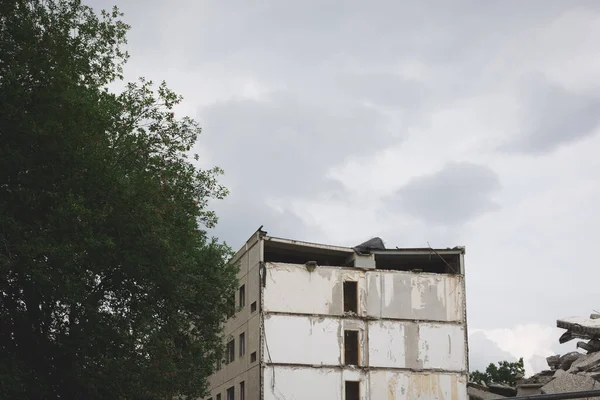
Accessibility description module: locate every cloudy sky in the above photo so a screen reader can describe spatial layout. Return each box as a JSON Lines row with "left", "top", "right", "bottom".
{"left": 89, "top": 0, "right": 600, "bottom": 375}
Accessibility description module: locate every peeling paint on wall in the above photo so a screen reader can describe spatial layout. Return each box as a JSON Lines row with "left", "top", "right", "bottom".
{"left": 262, "top": 367, "right": 467, "bottom": 400}
{"left": 264, "top": 263, "right": 463, "bottom": 322}
{"left": 261, "top": 262, "right": 467, "bottom": 399}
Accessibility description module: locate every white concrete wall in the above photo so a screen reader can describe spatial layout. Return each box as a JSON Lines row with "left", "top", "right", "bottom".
{"left": 418, "top": 323, "right": 466, "bottom": 372}
{"left": 261, "top": 262, "right": 468, "bottom": 399}
{"left": 263, "top": 262, "right": 464, "bottom": 322}
{"left": 368, "top": 320, "right": 407, "bottom": 368}
{"left": 263, "top": 366, "right": 467, "bottom": 400}
{"left": 366, "top": 271, "right": 464, "bottom": 322}
{"left": 369, "top": 370, "right": 467, "bottom": 400}
{"left": 263, "top": 314, "right": 342, "bottom": 365}
{"left": 263, "top": 314, "right": 465, "bottom": 372}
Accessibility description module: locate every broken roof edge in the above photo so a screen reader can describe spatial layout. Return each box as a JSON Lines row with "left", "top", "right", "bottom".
{"left": 263, "top": 234, "right": 354, "bottom": 254}
{"left": 229, "top": 226, "right": 466, "bottom": 265}
{"left": 258, "top": 229, "right": 466, "bottom": 255}
{"left": 230, "top": 225, "right": 266, "bottom": 265}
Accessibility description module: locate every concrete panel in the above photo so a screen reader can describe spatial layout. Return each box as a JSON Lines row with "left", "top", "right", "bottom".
{"left": 248, "top": 241, "right": 261, "bottom": 270}
{"left": 237, "top": 250, "right": 249, "bottom": 279}
{"left": 262, "top": 367, "right": 466, "bottom": 400}
{"left": 368, "top": 320, "right": 406, "bottom": 368}
{"left": 418, "top": 323, "right": 466, "bottom": 372}
{"left": 264, "top": 263, "right": 463, "bottom": 323}
{"left": 366, "top": 272, "right": 464, "bottom": 322}
{"left": 369, "top": 370, "right": 467, "bottom": 400}
{"left": 264, "top": 366, "right": 344, "bottom": 400}
{"left": 263, "top": 263, "right": 367, "bottom": 316}
{"left": 245, "top": 364, "right": 260, "bottom": 400}
{"left": 263, "top": 314, "right": 341, "bottom": 365}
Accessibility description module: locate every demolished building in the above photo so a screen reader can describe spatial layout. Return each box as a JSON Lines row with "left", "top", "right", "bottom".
{"left": 467, "top": 314, "right": 600, "bottom": 399}
{"left": 203, "top": 228, "right": 468, "bottom": 400}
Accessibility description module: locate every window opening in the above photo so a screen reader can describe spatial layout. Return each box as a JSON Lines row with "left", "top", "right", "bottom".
{"left": 239, "top": 332, "right": 245, "bottom": 357}
{"left": 226, "top": 293, "right": 235, "bottom": 318}
{"left": 344, "top": 330, "right": 359, "bottom": 366}
{"left": 343, "top": 281, "right": 358, "bottom": 313}
{"left": 240, "top": 381, "right": 245, "bottom": 400}
{"left": 251, "top": 301, "right": 257, "bottom": 313}
{"left": 345, "top": 381, "right": 359, "bottom": 400}
{"left": 226, "top": 339, "right": 235, "bottom": 363}
{"left": 250, "top": 352, "right": 257, "bottom": 363}
{"left": 239, "top": 285, "right": 245, "bottom": 308}
{"left": 226, "top": 386, "right": 234, "bottom": 400}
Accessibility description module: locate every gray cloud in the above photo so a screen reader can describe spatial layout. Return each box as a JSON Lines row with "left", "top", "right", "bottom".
{"left": 387, "top": 162, "right": 500, "bottom": 226}
{"left": 469, "top": 331, "right": 517, "bottom": 372}
{"left": 198, "top": 91, "right": 393, "bottom": 196}
{"left": 196, "top": 90, "right": 399, "bottom": 246}
{"left": 504, "top": 75, "right": 600, "bottom": 154}
{"left": 208, "top": 196, "right": 315, "bottom": 250}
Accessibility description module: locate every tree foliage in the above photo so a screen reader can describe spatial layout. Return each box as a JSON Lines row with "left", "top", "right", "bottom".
{"left": 470, "top": 358, "right": 525, "bottom": 387}
{"left": 0, "top": 0, "right": 238, "bottom": 398}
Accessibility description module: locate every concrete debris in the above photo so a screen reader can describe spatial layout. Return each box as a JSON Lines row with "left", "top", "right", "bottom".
{"left": 559, "top": 351, "right": 583, "bottom": 370}
{"left": 546, "top": 354, "right": 560, "bottom": 370}
{"left": 578, "top": 338, "right": 600, "bottom": 353}
{"left": 467, "top": 384, "right": 506, "bottom": 399}
{"left": 557, "top": 316, "right": 600, "bottom": 338}
{"left": 567, "top": 351, "right": 600, "bottom": 373}
{"left": 470, "top": 312, "right": 600, "bottom": 398}
{"left": 541, "top": 373, "right": 598, "bottom": 394}
{"left": 516, "top": 383, "right": 544, "bottom": 397}
{"left": 487, "top": 383, "right": 516, "bottom": 397}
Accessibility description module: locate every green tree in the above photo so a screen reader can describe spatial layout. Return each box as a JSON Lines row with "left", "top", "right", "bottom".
{"left": 469, "top": 358, "right": 525, "bottom": 387}
{"left": 0, "top": 0, "right": 238, "bottom": 398}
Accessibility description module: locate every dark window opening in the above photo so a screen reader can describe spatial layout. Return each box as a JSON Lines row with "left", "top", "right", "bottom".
{"left": 264, "top": 241, "right": 352, "bottom": 266}
{"left": 226, "top": 386, "right": 234, "bottom": 400}
{"left": 344, "top": 330, "right": 359, "bottom": 366}
{"left": 239, "top": 332, "right": 245, "bottom": 357}
{"left": 250, "top": 352, "right": 257, "bottom": 363}
{"left": 240, "top": 381, "right": 245, "bottom": 400}
{"left": 226, "top": 293, "right": 236, "bottom": 318}
{"left": 239, "top": 285, "right": 245, "bottom": 308}
{"left": 374, "top": 252, "right": 461, "bottom": 274}
{"left": 343, "top": 281, "right": 358, "bottom": 313}
{"left": 216, "top": 395, "right": 221, "bottom": 400}
{"left": 345, "top": 381, "right": 359, "bottom": 400}
{"left": 226, "top": 339, "right": 235, "bottom": 363}
{"left": 251, "top": 301, "right": 257, "bottom": 313}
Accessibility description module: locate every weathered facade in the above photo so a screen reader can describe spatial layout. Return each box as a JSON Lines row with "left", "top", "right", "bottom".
{"left": 204, "top": 229, "right": 468, "bottom": 400}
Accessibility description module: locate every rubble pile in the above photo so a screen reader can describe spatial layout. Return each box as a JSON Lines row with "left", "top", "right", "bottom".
{"left": 468, "top": 313, "right": 600, "bottom": 399}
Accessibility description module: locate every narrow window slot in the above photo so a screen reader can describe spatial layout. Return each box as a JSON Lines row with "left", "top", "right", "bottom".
{"left": 226, "top": 339, "right": 235, "bottom": 363}
{"left": 345, "top": 381, "right": 359, "bottom": 400}
{"left": 226, "top": 386, "right": 234, "bottom": 400}
{"left": 344, "top": 330, "right": 359, "bottom": 366}
{"left": 343, "top": 281, "right": 358, "bottom": 313}
{"left": 239, "top": 285, "right": 245, "bottom": 308}
{"left": 239, "top": 332, "right": 246, "bottom": 357}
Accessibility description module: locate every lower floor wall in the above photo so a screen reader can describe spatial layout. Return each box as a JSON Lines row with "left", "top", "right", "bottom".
{"left": 205, "top": 364, "right": 260, "bottom": 400}
{"left": 263, "top": 366, "right": 467, "bottom": 400}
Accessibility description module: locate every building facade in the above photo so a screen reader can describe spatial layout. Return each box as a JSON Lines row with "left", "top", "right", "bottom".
{"left": 205, "top": 229, "right": 468, "bottom": 400}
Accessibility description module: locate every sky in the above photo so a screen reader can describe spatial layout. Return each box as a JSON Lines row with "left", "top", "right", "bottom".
{"left": 88, "top": 0, "right": 600, "bottom": 375}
